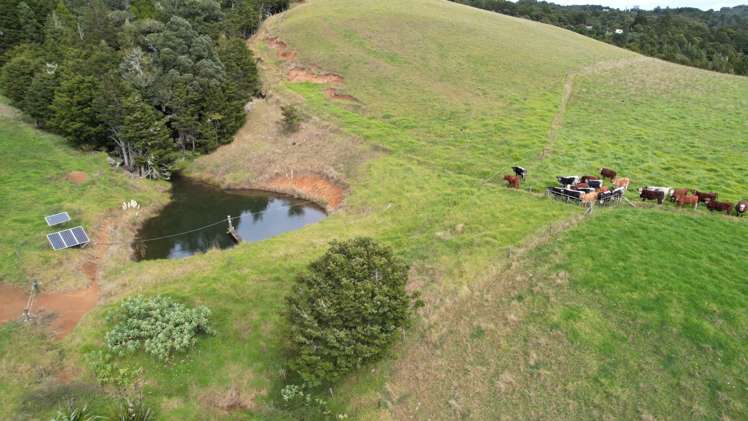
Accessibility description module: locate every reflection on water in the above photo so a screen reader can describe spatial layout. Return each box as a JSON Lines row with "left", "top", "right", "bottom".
{"left": 134, "top": 177, "right": 326, "bottom": 260}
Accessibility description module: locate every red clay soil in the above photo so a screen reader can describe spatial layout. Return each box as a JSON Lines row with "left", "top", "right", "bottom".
{"left": 0, "top": 218, "right": 114, "bottom": 338}
{"left": 262, "top": 175, "right": 344, "bottom": 210}
{"left": 324, "top": 88, "right": 358, "bottom": 102}
{"left": 288, "top": 67, "right": 343, "bottom": 84}
{"left": 279, "top": 50, "right": 297, "bottom": 60}
{"left": 66, "top": 171, "right": 88, "bottom": 184}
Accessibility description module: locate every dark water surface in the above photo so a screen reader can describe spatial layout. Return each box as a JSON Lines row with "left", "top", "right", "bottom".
{"left": 134, "top": 177, "right": 326, "bottom": 260}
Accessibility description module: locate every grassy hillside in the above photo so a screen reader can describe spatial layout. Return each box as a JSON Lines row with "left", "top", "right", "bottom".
{"left": 3, "top": 0, "right": 747, "bottom": 419}
{"left": 381, "top": 208, "right": 748, "bottom": 419}
{"left": 277, "top": 0, "right": 748, "bottom": 201}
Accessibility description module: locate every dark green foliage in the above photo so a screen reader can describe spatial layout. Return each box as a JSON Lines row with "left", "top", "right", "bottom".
{"left": 50, "top": 73, "right": 107, "bottom": 147}
{"left": 0, "top": 44, "right": 43, "bottom": 105}
{"left": 225, "top": 0, "right": 261, "bottom": 38}
{"left": 453, "top": 1, "right": 748, "bottom": 75}
{"left": 217, "top": 36, "right": 261, "bottom": 98}
{"left": 23, "top": 68, "right": 60, "bottom": 127}
{"left": 280, "top": 104, "right": 303, "bottom": 133}
{"left": 0, "top": 0, "right": 52, "bottom": 60}
{"left": 0, "top": 0, "right": 272, "bottom": 179}
{"left": 286, "top": 238, "right": 417, "bottom": 386}
{"left": 119, "top": 92, "right": 176, "bottom": 179}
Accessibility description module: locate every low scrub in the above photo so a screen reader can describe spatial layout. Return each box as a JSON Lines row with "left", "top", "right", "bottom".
{"left": 287, "top": 237, "right": 420, "bottom": 386}
{"left": 105, "top": 295, "right": 213, "bottom": 362}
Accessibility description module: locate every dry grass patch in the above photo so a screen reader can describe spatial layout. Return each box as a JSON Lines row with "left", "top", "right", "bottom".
{"left": 187, "top": 97, "right": 370, "bottom": 210}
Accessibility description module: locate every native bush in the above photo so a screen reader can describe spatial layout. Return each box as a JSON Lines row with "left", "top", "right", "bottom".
{"left": 105, "top": 295, "right": 213, "bottom": 361}
{"left": 280, "top": 104, "right": 303, "bottom": 133}
{"left": 286, "top": 237, "right": 419, "bottom": 386}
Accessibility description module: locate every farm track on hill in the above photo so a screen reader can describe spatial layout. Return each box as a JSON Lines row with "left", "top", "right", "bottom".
{"left": 539, "top": 57, "right": 653, "bottom": 160}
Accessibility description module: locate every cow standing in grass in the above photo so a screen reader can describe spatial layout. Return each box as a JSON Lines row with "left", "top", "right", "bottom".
{"left": 675, "top": 194, "right": 699, "bottom": 209}
{"left": 512, "top": 166, "right": 527, "bottom": 180}
{"left": 503, "top": 175, "right": 521, "bottom": 189}
{"left": 695, "top": 191, "right": 718, "bottom": 204}
{"left": 735, "top": 200, "right": 747, "bottom": 217}
{"left": 639, "top": 188, "right": 665, "bottom": 204}
{"left": 613, "top": 177, "right": 630, "bottom": 191}
{"left": 707, "top": 200, "right": 733, "bottom": 215}
{"left": 599, "top": 167, "right": 617, "bottom": 181}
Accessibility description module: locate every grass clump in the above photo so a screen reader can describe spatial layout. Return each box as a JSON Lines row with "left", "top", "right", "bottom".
{"left": 105, "top": 296, "right": 213, "bottom": 362}
{"left": 287, "top": 238, "right": 419, "bottom": 386}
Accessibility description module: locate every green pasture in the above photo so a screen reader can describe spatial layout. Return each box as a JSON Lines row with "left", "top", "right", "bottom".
{"left": 2, "top": 0, "right": 747, "bottom": 418}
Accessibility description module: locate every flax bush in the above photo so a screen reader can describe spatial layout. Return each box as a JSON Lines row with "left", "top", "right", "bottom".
{"left": 105, "top": 296, "right": 213, "bottom": 361}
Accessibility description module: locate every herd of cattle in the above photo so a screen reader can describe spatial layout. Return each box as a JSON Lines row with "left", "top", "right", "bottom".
{"left": 504, "top": 166, "right": 747, "bottom": 217}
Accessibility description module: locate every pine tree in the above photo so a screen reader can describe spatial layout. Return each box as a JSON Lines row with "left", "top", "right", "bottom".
{"left": 120, "top": 92, "right": 176, "bottom": 179}
{"left": 49, "top": 73, "right": 107, "bottom": 147}
{"left": 23, "top": 68, "right": 59, "bottom": 127}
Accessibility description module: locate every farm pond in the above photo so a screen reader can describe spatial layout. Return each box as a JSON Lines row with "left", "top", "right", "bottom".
{"left": 134, "top": 177, "right": 327, "bottom": 260}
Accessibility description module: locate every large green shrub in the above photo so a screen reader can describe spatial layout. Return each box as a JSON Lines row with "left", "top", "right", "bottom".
{"left": 286, "top": 237, "right": 418, "bottom": 386}
{"left": 105, "top": 295, "right": 213, "bottom": 361}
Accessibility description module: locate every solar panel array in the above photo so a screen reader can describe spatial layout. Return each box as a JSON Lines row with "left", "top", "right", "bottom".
{"left": 47, "top": 226, "right": 90, "bottom": 250}
{"left": 45, "top": 212, "right": 71, "bottom": 226}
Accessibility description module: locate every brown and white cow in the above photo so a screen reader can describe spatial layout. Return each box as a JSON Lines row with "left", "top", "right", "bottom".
{"left": 736, "top": 200, "right": 748, "bottom": 217}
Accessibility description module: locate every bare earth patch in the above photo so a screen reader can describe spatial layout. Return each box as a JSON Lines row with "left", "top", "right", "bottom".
{"left": 260, "top": 174, "right": 344, "bottom": 210}
{"left": 288, "top": 67, "right": 343, "bottom": 84}
{"left": 66, "top": 171, "right": 88, "bottom": 184}
{"left": 0, "top": 204, "right": 165, "bottom": 337}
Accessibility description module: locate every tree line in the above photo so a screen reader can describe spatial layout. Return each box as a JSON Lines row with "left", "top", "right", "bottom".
{"left": 452, "top": 0, "right": 748, "bottom": 76}
{"left": 0, "top": 0, "right": 288, "bottom": 178}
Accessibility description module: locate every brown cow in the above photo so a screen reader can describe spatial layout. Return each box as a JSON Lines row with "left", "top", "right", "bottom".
{"left": 612, "top": 177, "right": 630, "bottom": 190}
{"left": 695, "top": 191, "right": 718, "bottom": 203}
{"left": 707, "top": 200, "right": 732, "bottom": 215}
{"left": 581, "top": 191, "right": 598, "bottom": 203}
{"left": 596, "top": 186, "right": 609, "bottom": 193}
{"left": 575, "top": 182, "right": 590, "bottom": 189}
{"left": 670, "top": 188, "right": 690, "bottom": 201}
{"left": 503, "top": 175, "right": 521, "bottom": 189}
{"left": 599, "top": 167, "right": 617, "bottom": 180}
{"left": 675, "top": 194, "right": 699, "bottom": 209}
{"left": 736, "top": 200, "right": 748, "bottom": 217}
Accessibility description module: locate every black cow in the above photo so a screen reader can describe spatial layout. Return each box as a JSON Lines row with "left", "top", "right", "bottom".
{"left": 587, "top": 179, "right": 603, "bottom": 189}
{"left": 557, "top": 176, "right": 579, "bottom": 186}
{"left": 639, "top": 188, "right": 664, "bottom": 204}
{"left": 512, "top": 166, "right": 527, "bottom": 180}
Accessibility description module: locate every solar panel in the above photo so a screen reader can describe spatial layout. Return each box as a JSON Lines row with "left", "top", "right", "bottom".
{"left": 71, "top": 226, "right": 89, "bottom": 244}
{"left": 45, "top": 212, "right": 71, "bottom": 226}
{"left": 46, "top": 226, "right": 91, "bottom": 250}
{"left": 47, "top": 232, "right": 66, "bottom": 250}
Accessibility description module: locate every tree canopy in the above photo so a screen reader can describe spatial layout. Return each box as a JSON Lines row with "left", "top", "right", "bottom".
{"left": 453, "top": 1, "right": 748, "bottom": 76}
{"left": 0, "top": 0, "right": 279, "bottom": 178}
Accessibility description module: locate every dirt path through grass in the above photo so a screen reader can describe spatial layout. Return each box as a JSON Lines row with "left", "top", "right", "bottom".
{"left": 0, "top": 214, "right": 125, "bottom": 338}
{"left": 539, "top": 57, "right": 653, "bottom": 160}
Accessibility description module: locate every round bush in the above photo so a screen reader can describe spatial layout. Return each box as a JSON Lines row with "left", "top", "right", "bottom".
{"left": 286, "top": 237, "right": 416, "bottom": 385}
